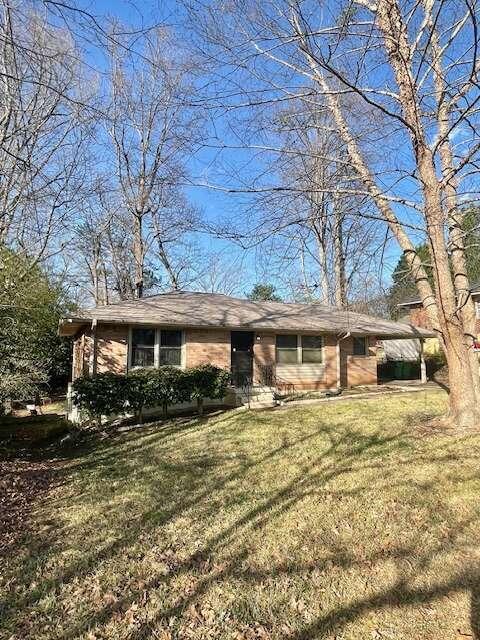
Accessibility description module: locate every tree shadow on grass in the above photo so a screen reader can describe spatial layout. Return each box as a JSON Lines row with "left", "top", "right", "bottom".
{"left": 3, "top": 401, "right": 480, "bottom": 639}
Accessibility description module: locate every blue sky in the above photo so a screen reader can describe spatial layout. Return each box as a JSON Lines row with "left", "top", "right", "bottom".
{"left": 71, "top": 0, "right": 413, "bottom": 298}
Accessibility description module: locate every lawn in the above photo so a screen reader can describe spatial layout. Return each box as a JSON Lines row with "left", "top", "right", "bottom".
{"left": 2, "top": 389, "right": 480, "bottom": 640}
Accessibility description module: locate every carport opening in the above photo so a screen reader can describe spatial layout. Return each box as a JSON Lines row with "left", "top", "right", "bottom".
{"left": 377, "top": 337, "right": 426, "bottom": 384}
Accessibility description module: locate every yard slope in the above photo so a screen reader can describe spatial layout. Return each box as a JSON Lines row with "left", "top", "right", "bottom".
{"left": 2, "top": 389, "right": 480, "bottom": 640}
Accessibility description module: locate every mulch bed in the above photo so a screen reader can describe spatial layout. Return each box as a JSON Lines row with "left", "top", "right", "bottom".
{"left": 0, "top": 453, "right": 64, "bottom": 555}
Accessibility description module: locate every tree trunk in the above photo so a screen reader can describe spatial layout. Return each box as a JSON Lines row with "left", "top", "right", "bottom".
{"left": 311, "top": 219, "right": 329, "bottom": 303}
{"left": 333, "top": 195, "right": 346, "bottom": 307}
{"left": 426, "top": 9, "right": 480, "bottom": 405}
{"left": 374, "top": 0, "right": 480, "bottom": 426}
{"left": 132, "top": 211, "right": 144, "bottom": 299}
{"left": 292, "top": 6, "right": 479, "bottom": 427}
{"left": 157, "top": 237, "right": 180, "bottom": 290}
{"left": 197, "top": 396, "right": 204, "bottom": 416}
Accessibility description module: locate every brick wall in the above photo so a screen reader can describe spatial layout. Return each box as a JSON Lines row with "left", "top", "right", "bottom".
{"left": 408, "top": 305, "right": 431, "bottom": 329}
{"left": 408, "top": 302, "right": 480, "bottom": 335}
{"left": 96, "top": 325, "right": 128, "bottom": 374}
{"left": 253, "top": 333, "right": 275, "bottom": 383}
{"left": 340, "top": 336, "right": 377, "bottom": 387}
{"left": 72, "top": 325, "right": 378, "bottom": 389}
{"left": 185, "top": 328, "right": 231, "bottom": 369}
{"left": 324, "top": 335, "right": 339, "bottom": 388}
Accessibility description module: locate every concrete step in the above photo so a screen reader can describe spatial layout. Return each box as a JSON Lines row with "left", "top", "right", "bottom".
{"left": 249, "top": 401, "right": 275, "bottom": 409}
{"left": 237, "top": 390, "right": 274, "bottom": 399}
{"left": 236, "top": 388, "right": 275, "bottom": 407}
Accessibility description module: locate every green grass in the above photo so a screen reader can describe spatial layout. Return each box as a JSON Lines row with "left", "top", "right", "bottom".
{"left": 2, "top": 389, "right": 480, "bottom": 640}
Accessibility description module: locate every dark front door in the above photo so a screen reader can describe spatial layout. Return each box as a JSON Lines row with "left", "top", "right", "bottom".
{"left": 231, "top": 331, "right": 254, "bottom": 387}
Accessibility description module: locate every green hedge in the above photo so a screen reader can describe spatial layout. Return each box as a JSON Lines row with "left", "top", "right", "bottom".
{"left": 72, "top": 365, "right": 230, "bottom": 425}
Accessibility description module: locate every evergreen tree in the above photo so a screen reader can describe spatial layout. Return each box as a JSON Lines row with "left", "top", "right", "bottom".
{"left": 0, "top": 248, "right": 73, "bottom": 410}
{"left": 247, "top": 283, "right": 282, "bottom": 302}
{"left": 389, "top": 208, "right": 480, "bottom": 318}
{"left": 388, "top": 244, "right": 431, "bottom": 318}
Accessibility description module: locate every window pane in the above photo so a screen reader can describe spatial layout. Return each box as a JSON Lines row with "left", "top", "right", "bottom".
{"left": 302, "top": 349, "right": 323, "bottom": 363}
{"left": 277, "top": 349, "right": 298, "bottom": 364}
{"left": 161, "top": 330, "right": 182, "bottom": 347}
{"left": 353, "top": 337, "right": 367, "bottom": 356}
{"left": 132, "top": 328, "right": 155, "bottom": 367}
{"left": 132, "top": 346, "right": 154, "bottom": 367}
{"left": 276, "top": 334, "right": 297, "bottom": 349}
{"left": 302, "top": 335, "right": 323, "bottom": 350}
{"left": 132, "top": 328, "right": 155, "bottom": 346}
{"left": 159, "top": 348, "right": 181, "bottom": 366}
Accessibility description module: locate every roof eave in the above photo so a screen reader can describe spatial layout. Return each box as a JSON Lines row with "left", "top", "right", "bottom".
{"left": 58, "top": 316, "right": 435, "bottom": 339}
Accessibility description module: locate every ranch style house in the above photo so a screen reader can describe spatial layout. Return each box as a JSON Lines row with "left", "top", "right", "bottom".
{"left": 59, "top": 292, "right": 433, "bottom": 406}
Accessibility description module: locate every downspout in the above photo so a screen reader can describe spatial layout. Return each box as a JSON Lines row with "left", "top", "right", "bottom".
{"left": 336, "top": 331, "right": 351, "bottom": 391}
{"left": 89, "top": 318, "right": 98, "bottom": 376}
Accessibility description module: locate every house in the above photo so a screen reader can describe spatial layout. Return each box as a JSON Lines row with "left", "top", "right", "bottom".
{"left": 398, "top": 284, "right": 480, "bottom": 332}
{"left": 397, "top": 285, "right": 480, "bottom": 355}
{"left": 59, "top": 292, "right": 434, "bottom": 411}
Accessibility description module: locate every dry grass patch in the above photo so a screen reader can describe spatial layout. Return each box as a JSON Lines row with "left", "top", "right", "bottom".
{"left": 2, "top": 389, "right": 480, "bottom": 640}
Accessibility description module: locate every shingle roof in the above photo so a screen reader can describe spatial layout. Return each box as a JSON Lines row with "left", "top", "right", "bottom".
{"left": 59, "top": 291, "right": 435, "bottom": 339}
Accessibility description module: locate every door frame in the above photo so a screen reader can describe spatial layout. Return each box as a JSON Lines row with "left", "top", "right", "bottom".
{"left": 230, "top": 331, "right": 254, "bottom": 387}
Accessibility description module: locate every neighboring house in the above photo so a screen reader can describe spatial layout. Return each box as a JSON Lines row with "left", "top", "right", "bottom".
{"left": 59, "top": 292, "right": 433, "bottom": 401}
{"left": 398, "top": 284, "right": 480, "bottom": 333}
{"left": 397, "top": 284, "right": 480, "bottom": 355}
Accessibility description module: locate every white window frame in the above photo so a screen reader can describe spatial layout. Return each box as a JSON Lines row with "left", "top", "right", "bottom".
{"left": 276, "top": 333, "right": 324, "bottom": 365}
{"left": 128, "top": 327, "right": 185, "bottom": 371}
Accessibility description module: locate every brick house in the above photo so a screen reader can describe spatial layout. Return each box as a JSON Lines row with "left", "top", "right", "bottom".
{"left": 397, "top": 286, "right": 480, "bottom": 358}
{"left": 398, "top": 285, "right": 480, "bottom": 334}
{"left": 60, "top": 292, "right": 433, "bottom": 405}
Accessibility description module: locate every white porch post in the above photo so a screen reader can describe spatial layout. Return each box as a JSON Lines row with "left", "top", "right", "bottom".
{"left": 336, "top": 337, "right": 341, "bottom": 390}
{"left": 420, "top": 339, "right": 427, "bottom": 384}
{"left": 89, "top": 318, "right": 98, "bottom": 376}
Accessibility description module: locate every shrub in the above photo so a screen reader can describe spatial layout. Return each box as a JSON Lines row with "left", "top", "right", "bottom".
{"left": 125, "top": 368, "right": 160, "bottom": 423}
{"left": 72, "top": 372, "right": 127, "bottom": 426}
{"left": 187, "top": 364, "right": 230, "bottom": 415}
{"left": 154, "top": 366, "right": 191, "bottom": 417}
{"left": 425, "top": 351, "right": 448, "bottom": 381}
{"left": 72, "top": 364, "right": 231, "bottom": 425}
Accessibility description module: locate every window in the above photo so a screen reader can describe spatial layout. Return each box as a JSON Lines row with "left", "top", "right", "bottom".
{"left": 131, "top": 328, "right": 155, "bottom": 367}
{"left": 276, "top": 334, "right": 298, "bottom": 364}
{"left": 130, "top": 328, "right": 183, "bottom": 368}
{"left": 276, "top": 334, "right": 324, "bottom": 364}
{"left": 353, "top": 336, "right": 367, "bottom": 356}
{"left": 302, "top": 335, "right": 323, "bottom": 363}
{"left": 160, "top": 329, "right": 182, "bottom": 366}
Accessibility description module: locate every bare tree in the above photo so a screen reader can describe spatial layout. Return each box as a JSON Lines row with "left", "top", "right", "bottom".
{"left": 0, "top": 2, "right": 94, "bottom": 268}
{"left": 107, "top": 26, "right": 202, "bottom": 298}
{"left": 185, "top": 0, "right": 480, "bottom": 428}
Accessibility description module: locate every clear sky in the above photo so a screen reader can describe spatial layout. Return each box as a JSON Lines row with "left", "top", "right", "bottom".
{"left": 71, "top": 0, "right": 409, "bottom": 299}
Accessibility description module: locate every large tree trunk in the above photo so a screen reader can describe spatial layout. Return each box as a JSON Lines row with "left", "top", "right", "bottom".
{"left": 426, "top": 8, "right": 480, "bottom": 405}
{"left": 292, "top": 6, "right": 479, "bottom": 427}
{"left": 374, "top": 0, "right": 480, "bottom": 426}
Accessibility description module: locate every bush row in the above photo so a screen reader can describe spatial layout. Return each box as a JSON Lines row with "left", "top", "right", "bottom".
{"left": 72, "top": 365, "right": 231, "bottom": 425}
